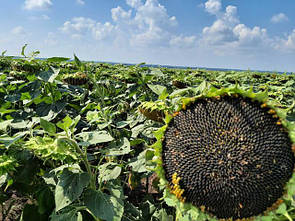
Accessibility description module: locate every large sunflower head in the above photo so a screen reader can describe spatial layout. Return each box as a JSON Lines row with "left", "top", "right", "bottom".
{"left": 152, "top": 87, "right": 295, "bottom": 221}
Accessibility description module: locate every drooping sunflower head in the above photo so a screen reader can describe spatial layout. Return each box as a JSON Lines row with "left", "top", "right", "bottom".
{"left": 153, "top": 87, "right": 295, "bottom": 220}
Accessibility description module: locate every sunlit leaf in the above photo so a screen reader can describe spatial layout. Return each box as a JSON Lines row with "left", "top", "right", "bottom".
{"left": 40, "top": 118, "right": 56, "bottom": 134}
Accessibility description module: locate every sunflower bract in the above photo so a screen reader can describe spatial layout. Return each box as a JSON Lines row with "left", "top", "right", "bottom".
{"left": 162, "top": 95, "right": 295, "bottom": 220}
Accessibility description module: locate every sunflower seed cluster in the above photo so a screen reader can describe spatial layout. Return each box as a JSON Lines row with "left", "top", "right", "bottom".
{"left": 162, "top": 95, "right": 295, "bottom": 219}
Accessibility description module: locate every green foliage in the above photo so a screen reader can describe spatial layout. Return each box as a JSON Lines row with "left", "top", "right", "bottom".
{"left": 55, "top": 169, "right": 90, "bottom": 211}
{"left": 0, "top": 155, "right": 18, "bottom": 176}
{"left": 85, "top": 189, "right": 124, "bottom": 221}
{"left": 0, "top": 51, "right": 294, "bottom": 220}
{"left": 25, "top": 136, "right": 78, "bottom": 162}
{"left": 50, "top": 208, "right": 83, "bottom": 221}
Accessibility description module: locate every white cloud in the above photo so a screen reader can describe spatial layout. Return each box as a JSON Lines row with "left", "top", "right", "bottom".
{"left": 130, "top": 0, "right": 178, "bottom": 46}
{"left": 223, "top": 5, "right": 239, "bottom": 24}
{"left": 24, "top": 0, "right": 52, "bottom": 10}
{"left": 131, "top": 26, "right": 168, "bottom": 47}
{"left": 284, "top": 30, "right": 295, "bottom": 50}
{"left": 202, "top": 1, "right": 295, "bottom": 54}
{"left": 111, "top": 6, "right": 131, "bottom": 22}
{"left": 204, "top": 0, "right": 221, "bottom": 15}
{"left": 271, "top": 13, "right": 288, "bottom": 23}
{"left": 169, "top": 35, "right": 196, "bottom": 48}
{"left": 134, "top": 0, "right": 177, "bottom": 30}
{"left": 1, "top": 0, "right": 295, "bottom": 72}
{"left": 71, "top": 34, "right": 83, "bottom": 40}
{"left": 126, "top": 0, "right": 142, "bottom": 8}
{"left": 203, "top": 20, "right": 236, "bottom": 45}
{"left": 233, "top": 24, "right": 268, "bottom": 46}
{"left": 274, "top": 29, "right": 295, "bottom": 51}
{"left": 11, "top": 26, "right": 26, "bottom": 35}
{"left": 60, "top": 0, "right": 192, "bottom": 48}
{"left": 76, "top": 0, "right": 85, "bottom": 5}
{"left": 60, "top": 17, "right": 115, "bottom": 41}
{"left": 202, "top": 5, "right": 239, "bottom": 45}
{"left": 92, "top": 22, "right": 115, "bottom": 40}
{"left": 60, "top": 17, "right": 95, "bottom": 34}
{"left": 202, "top": 1, "right": 270, "bottom": 50}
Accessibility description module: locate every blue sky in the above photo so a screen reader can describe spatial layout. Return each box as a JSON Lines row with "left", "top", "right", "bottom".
{"left": 1, "top": 0, "right": 295, "bottom": 72}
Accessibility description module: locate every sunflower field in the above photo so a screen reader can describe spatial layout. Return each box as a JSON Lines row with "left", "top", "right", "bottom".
{"left": 0, "top": 49, "right": 295, "bottom": 221}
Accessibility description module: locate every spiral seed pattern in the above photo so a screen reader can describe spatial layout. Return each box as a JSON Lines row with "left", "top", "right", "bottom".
{"left": 162, "top": 95, "right": 295, "bottom": 220}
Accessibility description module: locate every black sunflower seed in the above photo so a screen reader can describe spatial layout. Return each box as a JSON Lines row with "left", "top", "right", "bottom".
{"left": 162, "top": 95, "right": 295, "bottom": 220}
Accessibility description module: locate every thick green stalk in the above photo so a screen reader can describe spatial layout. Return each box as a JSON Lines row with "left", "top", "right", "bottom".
{"left": 65, "top": 138, "right": 96, "bottom": 189}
